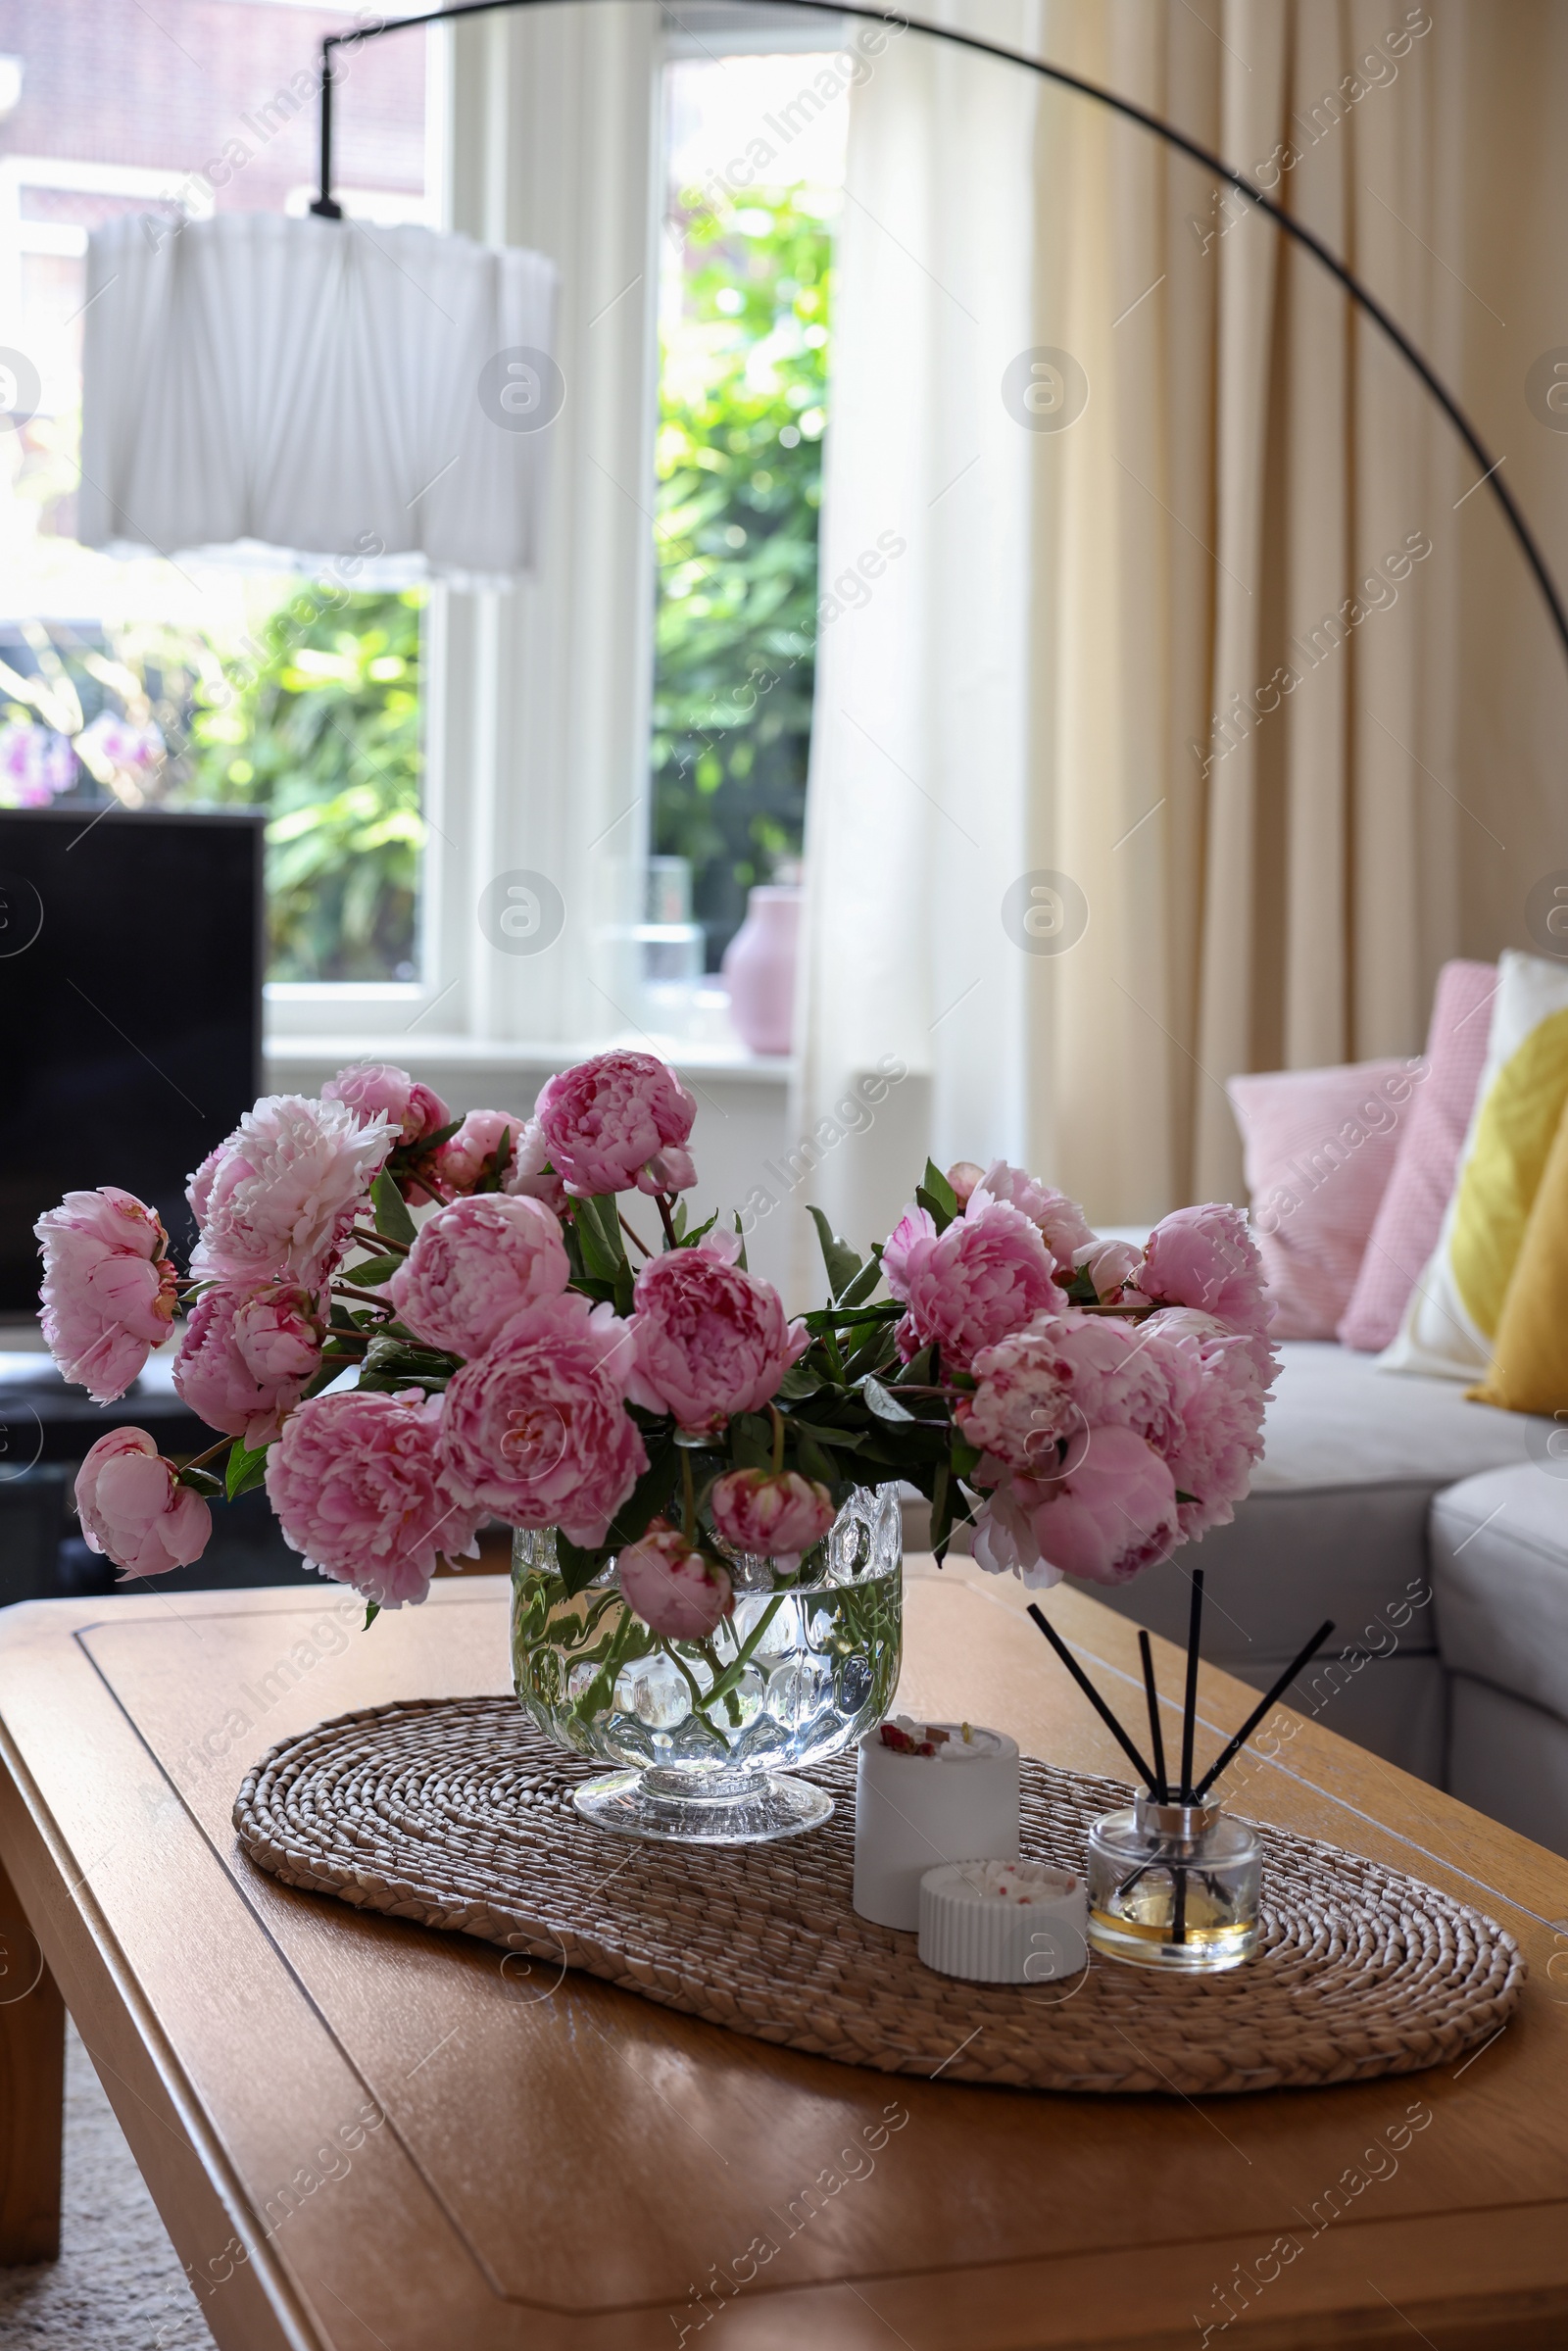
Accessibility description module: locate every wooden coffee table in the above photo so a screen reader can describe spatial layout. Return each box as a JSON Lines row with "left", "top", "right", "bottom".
{"left": 1, "top": 1559, "right": 1565, "bottom": 2349}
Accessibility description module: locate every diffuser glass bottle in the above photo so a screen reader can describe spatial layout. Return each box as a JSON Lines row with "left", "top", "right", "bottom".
{"left": 1085, "top": 1796, "right": 1260, "bottom": 1973}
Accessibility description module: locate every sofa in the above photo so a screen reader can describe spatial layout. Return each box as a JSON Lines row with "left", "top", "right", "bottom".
{"left": 1086, "top": 1342, "right": 1568, "bottom": 1857}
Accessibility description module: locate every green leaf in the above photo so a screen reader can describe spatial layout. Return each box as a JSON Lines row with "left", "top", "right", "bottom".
{"left": 861, "top": 1375, "right": 915, "bottom": 1424}
{"left": 897, "top": 1345, "right": 934, "bottom": 1388}
{"left": 175, "top": 1466, "right": 223, "bottom": 1495}
{"left": 837, "top": 1255, "right": 882, "bottom": 1309}
{"left": 363, "top": 1602, "right": 380, "bottom": 1631}
{"left": 729, "top": 1412, "right": 772, "bottom": 1470}
{"left": 921, "top": 1158, "right": 958, "bottom": 1219}
{"left": 732, "top": 1212, "right": 749, "bottom": 1271}
{"left": 1175, "top": 1489, "right": 1198, "bottom": 1505}
{"left": 370, "top": 1168, "right": 417, "bottom": 1248}
{"left": 951, "top": 1437, "right": 982, "bottom": 1479}
{"left": 226, "top": 1440, "right": 270, "bottom": 1500}
{"left": 603, "top": 1436, "right": 681, "bottom": 1554}
{"left": 796, "top": 1431, "right": 840, "bottom": 1486}
{"left": 914, "top": 1185, "right": 954, "bottom": 1233}
{"left": 806, "top": 1205, "right": 862, "bottom": 1299}
{"left": 929, "top": 1458, "right": 953, "bottom": 1560}
{"left": 776, "top": 1362, "right": 823, "bottom": 1401}
{"left": 349, "top": 1251, "right": 405, "bottom": 1287}
{"left": 556, "top": 1531, "right": 605, "bottom": 1599}
{"left": 573, "top": 1196, "right": 625, "bottom": 1284}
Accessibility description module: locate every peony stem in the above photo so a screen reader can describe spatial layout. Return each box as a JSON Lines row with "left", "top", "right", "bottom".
{"left": 768, "top": 1403, "right": 785, "bottom": 1476}
{"left": 618, "top": 1211, "right": 653, "bottom": 1259}
{"left": 349, "top": 1224, "right": 411, "bottom": 1257}
{"left": 656, "top": 1191, "right": 679, "bottom": 1249}
{"left": 332, "top": 1282, "right": 395, "bottom": 1308}
{"left": 180, "top": 1437, "right": 232, "bottom": 1473}
{"left": 681, "top": 1448, "right": 696, "bottom": 1543}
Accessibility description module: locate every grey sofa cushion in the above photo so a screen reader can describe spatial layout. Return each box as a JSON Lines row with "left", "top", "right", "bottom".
{"left": 1093, "top": 1344, "right": 1550, "bottom": 1670}
{"left": 1432, "top": 1463, "right": 1568, "bottom": 1723}
{"left": 1446, "top": 1673, "right": 1568, "bottom": 1860}
{"left": 1246, "top": 1343, "right": 1546, "bottom": 1491}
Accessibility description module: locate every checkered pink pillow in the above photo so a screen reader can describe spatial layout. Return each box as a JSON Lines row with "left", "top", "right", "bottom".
{"left": 1228, "top": 1060, "right": 1414, "bottom": 1340}
{"left": 1337, "top": 959, "right": 1497, "bottom": 1351}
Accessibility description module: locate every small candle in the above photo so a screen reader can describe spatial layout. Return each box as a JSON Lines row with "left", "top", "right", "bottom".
{"left": 853, "top": 1717, "right": 1020, "bottom": 1930}
{"left": 918, "top": 1858, "right": 1088, "bottom": 1984}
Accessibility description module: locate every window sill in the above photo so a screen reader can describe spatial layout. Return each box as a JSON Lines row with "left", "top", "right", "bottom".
{"left": 262, "top": 1033, "right": 795, "bottom": 1087}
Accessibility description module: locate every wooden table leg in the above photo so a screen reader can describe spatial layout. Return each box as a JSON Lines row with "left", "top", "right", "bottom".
{"left": 0, "top": 1849, "right": 63, "bottom": 2263}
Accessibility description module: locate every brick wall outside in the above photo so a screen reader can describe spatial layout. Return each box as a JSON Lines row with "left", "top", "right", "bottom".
{"left": 0, "top": 0, "right": 424, "bottom": 216}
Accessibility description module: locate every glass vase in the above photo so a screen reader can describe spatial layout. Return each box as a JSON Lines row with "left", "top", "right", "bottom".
{"left": 1085, "top": 1795, "right": 1261, "bottom": 1973}
{"left": 511, "top": 1486, "right": 902, "bottom": 1845}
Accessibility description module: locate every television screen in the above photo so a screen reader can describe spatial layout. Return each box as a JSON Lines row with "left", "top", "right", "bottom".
{"left": 0, "top": 808, "right": 265, "bottom": 1314}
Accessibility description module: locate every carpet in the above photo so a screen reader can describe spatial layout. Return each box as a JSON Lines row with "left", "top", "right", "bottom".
{"left": 0, "top": 2022, "right": 217, "bottom": 2350}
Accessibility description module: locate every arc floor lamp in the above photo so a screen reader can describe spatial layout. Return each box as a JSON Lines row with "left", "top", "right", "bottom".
{"left": 302, "top": 0, "right": 1568, "bottom": 669}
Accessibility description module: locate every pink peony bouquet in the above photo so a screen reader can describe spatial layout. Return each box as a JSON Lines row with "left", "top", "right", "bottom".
{"left": 33, "top": 1050, "right": 1276, "bottom": 1631}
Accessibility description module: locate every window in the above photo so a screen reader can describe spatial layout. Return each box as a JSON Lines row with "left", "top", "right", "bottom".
{"left": 649, "top": 47, "right": 846, "bottom": 976}
{"left": 0, "top": 2, "right": 430, "bottom": 990}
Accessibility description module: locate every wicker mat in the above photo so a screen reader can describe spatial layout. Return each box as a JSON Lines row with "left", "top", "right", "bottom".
{"left": 233, "top": 1697, "right": 1524, "bottom": 2097}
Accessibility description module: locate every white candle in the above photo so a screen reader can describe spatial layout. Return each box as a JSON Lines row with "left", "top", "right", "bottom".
{"left": 853, "top": 1717, "right": 1020, "bottom": 1930}
{"left": 918, "top": 1859, "right": 1088, "bottom": 1984}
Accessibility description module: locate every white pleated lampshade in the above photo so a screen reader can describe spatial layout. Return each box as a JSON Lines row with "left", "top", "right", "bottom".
{"left": 77, "top": 212, "right": 560, "bottom": 587}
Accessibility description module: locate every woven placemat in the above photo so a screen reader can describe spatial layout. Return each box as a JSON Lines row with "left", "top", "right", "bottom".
{"left": 233, "top": 1697, "right": 1524, "bottom": 2096}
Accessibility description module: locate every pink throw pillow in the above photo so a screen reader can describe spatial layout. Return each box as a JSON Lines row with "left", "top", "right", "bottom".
{"left": 1227, "top": 1060, "right": 1417, "bottom": 1340}
{"left": 1336, "top": 959, "right": 1496, "bottom": 1351}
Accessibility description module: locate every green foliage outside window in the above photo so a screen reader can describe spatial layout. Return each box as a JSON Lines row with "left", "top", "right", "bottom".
{"left": 652, "top": 191, "right": 832, "bottom": 965}
{"left": 185, "top": 591, "right": 425, "bottom": 983}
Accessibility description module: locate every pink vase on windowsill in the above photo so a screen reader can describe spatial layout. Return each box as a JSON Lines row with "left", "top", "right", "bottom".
{"left": 721, "top": 885, "right": 802, "bottom": 1057}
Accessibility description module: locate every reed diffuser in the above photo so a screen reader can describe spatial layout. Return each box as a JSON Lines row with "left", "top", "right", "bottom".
{"left": 1028, "top": 1576, "right": 1333, "bottom": 1974}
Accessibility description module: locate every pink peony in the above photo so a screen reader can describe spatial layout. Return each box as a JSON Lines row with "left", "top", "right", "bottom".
{"left": 190, "top": 1095, "right": 390, "bottom": 1288}
{"left": 437, "top": 1291, "right": 646, "bottom": 1544}
{"left": 36, "top": 1188, "right": 178, "bottom": 1403}
{"left": 945, "top": 1161, "right": 987, "bottom": 1206}
{"left": 1144, "top": 1308, "right": 1273, "bottom": 1542}
{"left": 616, "top": 1520, "right": 734, "bottom": 1639}
{"left": 265, "top": 1387, "right": 481, "bottom": 1608}
{"left": 1024, "top": 1425, "right": 1180, "bottom": 1586}
{"left": 882, "top": 1196, "right": 1056, "bottom": 1372}
{"left": 389, "top": 1194, "right": 569, "bottom": 1358}
{"left": 970, "top": 1162, "right": 1096, "bottom": 1268}
{"left": 427, "top": 1107, "right": 515, "bottom": 1195}
{"left": 322, "top": 1061, "right": 450, "bottom": 1147}
{"left": 960, "top": 1312, "right": 1186, "bottom": 1474}
{"left": 1140, "top": 1203, "right": 1271, "bottom": 1334}
{"left": 971, "top": 1482, "right": 1058, "bottom": 1587}
{"left": 709, "top": 1468, "right": 835, "bottom": 1565}
{"left": 506, "top": 1116, "right": 568, "bottom": 1212}
{"left": 1072, "top": 1236, "right": 1144, "bottom": 1299}
{"left": 626, "top": 1237, "right": 808, "bottom": 1434}
{"left": 971, "top": 1428, "right": 1178, "bottom": 1590}
{"left": 75, "top": 1428, "right": 211, "bottom": 1578}
{"left": 173, "top": 1282, "right": 323, "bottom": 1446}
{"left": 533, "top": 1051, "right": 698, "bottom": 1199}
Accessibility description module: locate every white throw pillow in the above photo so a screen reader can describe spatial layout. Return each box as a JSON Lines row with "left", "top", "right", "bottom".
{"left": 1379, "top": 950, "right": 1568, "bottom": 1380}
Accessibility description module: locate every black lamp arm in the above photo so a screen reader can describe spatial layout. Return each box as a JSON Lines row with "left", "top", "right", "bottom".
{"left": 310, "top": 0, "right": 1568, "bottom": 679}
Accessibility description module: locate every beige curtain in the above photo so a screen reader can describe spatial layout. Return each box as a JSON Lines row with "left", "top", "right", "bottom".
{"left": 793, "top": 0, "right": 1567, "bottom": 1290}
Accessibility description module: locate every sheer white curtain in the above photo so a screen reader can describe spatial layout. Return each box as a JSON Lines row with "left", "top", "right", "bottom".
{"left": 788, "top": 5, "right": 1043, "bottom": 1297}
{"left": 793, "top": 0, "right": 1568, "bottom": 1296}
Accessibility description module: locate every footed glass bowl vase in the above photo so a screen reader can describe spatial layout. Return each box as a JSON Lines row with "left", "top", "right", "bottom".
{"left": 511, "top": 1487, "right": 902, "bottom": 1844}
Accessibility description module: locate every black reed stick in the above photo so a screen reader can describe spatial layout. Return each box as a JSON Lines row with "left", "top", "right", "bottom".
{"left": 1137, "top": 1629, "right": 1168, "bottom": 1804}
{"left": 1193, "top": 1619, "right": 1337, "bottom": 1800}
{"left": 1026, "top": 1604, "right": 1155, "bottom": 1789}
{"left": 1178, "top": 1570, "right": 1204, "bottom": 1802}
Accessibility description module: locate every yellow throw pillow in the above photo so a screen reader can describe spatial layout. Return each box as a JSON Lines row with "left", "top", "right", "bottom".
{"left": 1472, "top": 1084, "right": 1568, "bottom": 1415}
{"left": 1382, "top": 951, "right": 1568, "bottom": 1380}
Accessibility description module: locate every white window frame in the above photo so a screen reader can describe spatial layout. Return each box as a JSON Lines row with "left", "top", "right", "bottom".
{"left": 265, "top": 5, "right": 843, "bottom": 1073}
